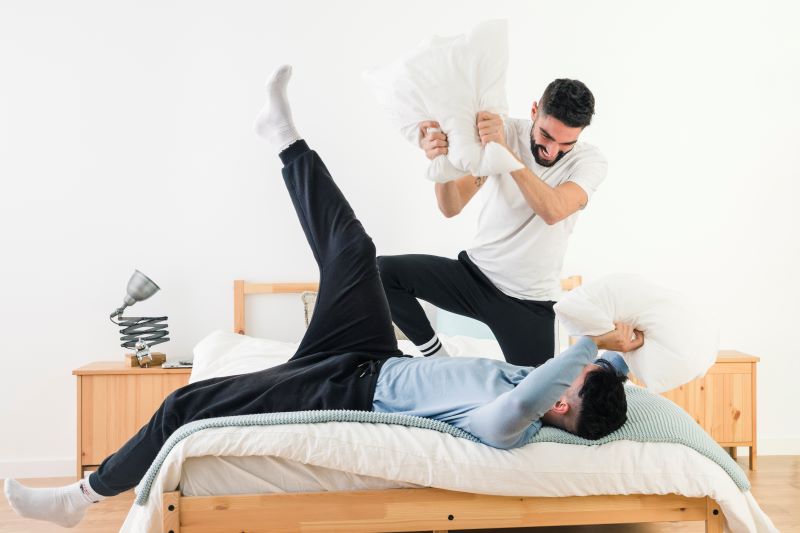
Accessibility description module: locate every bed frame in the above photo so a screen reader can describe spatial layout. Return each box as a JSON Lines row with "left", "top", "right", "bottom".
{"left": 162, "top": 488, "right": 723, "bottom": 532}
{"left": 159, "top": 278, "right": 726, "bottom": 533}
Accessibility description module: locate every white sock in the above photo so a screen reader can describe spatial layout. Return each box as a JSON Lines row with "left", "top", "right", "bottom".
{"left": 417, "top": 334, "right": 450, "bottom": 358}
{"left": 4, "top": 477, "right": 104, "bottom": 528}
{"left": 478, "top": 142, "right": 525, "bottom": 176}
{"left": 253, "top": 64, "right": 301, "bottom": 152}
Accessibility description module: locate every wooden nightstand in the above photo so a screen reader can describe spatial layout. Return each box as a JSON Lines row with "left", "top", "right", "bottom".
{"left": 658, "top": 351, "right": 759, "bottom": 470}
{"left": 73, "top": 362, "right": 191, "bottom": 479}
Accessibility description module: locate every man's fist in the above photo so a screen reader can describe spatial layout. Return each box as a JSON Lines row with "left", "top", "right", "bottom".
{"left": 477, "top": 111, "right": 506, "bottom": 147}
{"left": 418, "top": 120, "right": 448, "bottom": 161}
{"left": 591, "top": 323, "right": 644, "bottom": 353}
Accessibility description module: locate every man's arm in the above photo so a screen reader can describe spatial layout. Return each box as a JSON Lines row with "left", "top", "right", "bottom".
{"left": 466, "top": 336, "right": 599, "bottom": 448}
{"left": 476, "top": 111, "right": 589, "bottom": 226}
{"left": 418, "top": 120, "right": 487, "bottom": 218}
{"left": 434, "top": 174, "right": 487, "bottom": 218}
{"left": 465, "top": 325, "right": 644, "bottom": 448}
{"left": 509, "top": 168, "right": 588, "bottom": 225}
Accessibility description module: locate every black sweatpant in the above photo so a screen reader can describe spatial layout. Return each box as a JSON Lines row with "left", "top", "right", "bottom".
{"left": 89, "top": 140, "right": 401, "bottom": 496}
{"left": 377, "top": 252, "right": 556, "bottom": 366}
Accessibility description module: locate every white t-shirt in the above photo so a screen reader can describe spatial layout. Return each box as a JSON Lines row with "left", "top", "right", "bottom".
{"left": 466, "top": 117, "right": 607, "bottom": 301}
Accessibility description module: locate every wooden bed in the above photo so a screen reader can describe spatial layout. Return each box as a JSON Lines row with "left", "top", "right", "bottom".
{"left": 158, "top": 278, "right": 725, "bottom": 533}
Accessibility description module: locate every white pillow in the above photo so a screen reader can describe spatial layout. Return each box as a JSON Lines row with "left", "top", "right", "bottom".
{"left": 190, "top": 330, "right": 296, "bottom": 383}
{"left": 553, "top": 274, "right": 719, "bottom": 393}
{"left": 190, "top": 332, "right": 507, "bottom": 383}
{"left": 363, "top": 20, "right": 510, "bottom": 182}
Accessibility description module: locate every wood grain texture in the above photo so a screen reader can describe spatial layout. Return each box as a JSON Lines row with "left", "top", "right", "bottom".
{"left": 636, "top": 355, "right": 757, "bottom": 470}
{"left": 175, "top": 490, "right": 707, "bottom": 533}
{"left": 1, "top": 456, "right": 797, "bottom": 532}
{"left": 75, "top": 365, "right": 190, "bottom": 477}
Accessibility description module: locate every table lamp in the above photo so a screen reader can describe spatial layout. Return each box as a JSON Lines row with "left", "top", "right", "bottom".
{"left": 109, "top": 270, "right": 170, "bottom": 367}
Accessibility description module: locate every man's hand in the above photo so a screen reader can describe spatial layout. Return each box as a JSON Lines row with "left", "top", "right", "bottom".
{"left": 418, "top": 120, "right": 448, "bottom": 161}
{"left": 477, "top": 111, "right": 506, "bottom": 148}
{"left": 590, "top": 323, "right": 644, "bottom": 353}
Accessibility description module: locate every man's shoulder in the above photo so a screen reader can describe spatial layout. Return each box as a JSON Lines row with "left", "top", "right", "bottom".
{"left": 569, "top": 142, "right": 607, "bottom": 167}
{"left": 505, "top": 116, "right": 533, "bottom": 137}
{"left": 503, "top": 117, "right": 534, "bottom": 166}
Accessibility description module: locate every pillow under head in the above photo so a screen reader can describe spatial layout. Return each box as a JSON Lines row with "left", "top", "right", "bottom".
{"left": 554, "top": 273, "right": 719, "bottom": 394}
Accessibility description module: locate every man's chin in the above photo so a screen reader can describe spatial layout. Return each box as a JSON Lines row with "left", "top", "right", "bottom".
{"left": 534, "top": 155, "right": 558, "bottom": 167}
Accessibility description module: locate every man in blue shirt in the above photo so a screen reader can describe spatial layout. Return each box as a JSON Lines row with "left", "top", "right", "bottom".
{"left": 4, "top": 65, "right": 643, "bottom": 529}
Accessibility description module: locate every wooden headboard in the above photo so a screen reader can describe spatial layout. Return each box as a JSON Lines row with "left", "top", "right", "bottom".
{"left": 233, "top": 276, "right": 582, "bottom": 336}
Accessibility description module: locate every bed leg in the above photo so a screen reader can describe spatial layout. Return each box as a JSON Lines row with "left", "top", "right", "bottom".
{"left": 163, "top": 491, "right": 181, "bottom": 533}
{"left": 705, "top": 497, "right": 723, "bottom": 533}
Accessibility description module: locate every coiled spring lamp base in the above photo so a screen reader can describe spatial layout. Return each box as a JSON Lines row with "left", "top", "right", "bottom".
{"left": 110, "top": 315, "right": 170, "bottom": 366}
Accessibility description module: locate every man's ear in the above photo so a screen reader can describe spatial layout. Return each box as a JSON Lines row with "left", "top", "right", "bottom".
{"left": 551, "top": 398, "right": 569, "bottom": 415}
{"left": 531, "top": 101, "right": 539, "bottom": 121}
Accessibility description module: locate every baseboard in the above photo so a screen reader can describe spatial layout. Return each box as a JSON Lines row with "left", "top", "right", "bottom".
{"left": 0, "top": 459, "right": 74, "bottom": 479}
{"left": 756, "top": 438, "right": 800, "bottom": 455}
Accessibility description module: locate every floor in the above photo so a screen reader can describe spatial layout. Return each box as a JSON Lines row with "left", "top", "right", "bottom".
{"left": 1, "top": 456, "right": 797, "bottom": 532}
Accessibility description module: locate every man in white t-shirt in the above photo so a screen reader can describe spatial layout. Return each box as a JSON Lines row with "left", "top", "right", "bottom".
{"left": 378, "top": 79, "right": 607, "bottom": 366}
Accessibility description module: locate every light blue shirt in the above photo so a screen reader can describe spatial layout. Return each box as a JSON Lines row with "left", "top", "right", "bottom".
{"left": 373, "top": 337, "right": 620, "bottom": 448}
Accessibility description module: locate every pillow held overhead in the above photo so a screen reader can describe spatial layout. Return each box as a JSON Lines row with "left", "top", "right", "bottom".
{"left": 364, "top": 20, "right": 514, "bottom": 182}
{"left": 554, "top": 273, "right": 719, "bottom": 394}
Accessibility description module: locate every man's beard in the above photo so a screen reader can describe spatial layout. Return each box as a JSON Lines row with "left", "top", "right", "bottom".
{"left": 530, "top": 137, "right": 568, "bottom": 167}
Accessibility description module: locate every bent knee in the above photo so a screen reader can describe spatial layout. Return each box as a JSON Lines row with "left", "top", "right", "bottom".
{"left": 348, "top": 236, "right": 376, "bottom": 263}
{"left": 376, "top": 254, "right": 400, "bottom": 283}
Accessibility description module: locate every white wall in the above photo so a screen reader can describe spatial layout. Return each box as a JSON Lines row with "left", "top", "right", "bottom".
{"left": 1, "top": 0, "right": 798, "bottom": 477}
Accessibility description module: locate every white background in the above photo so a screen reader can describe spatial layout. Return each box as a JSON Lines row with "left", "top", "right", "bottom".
{"left": 1, "top": 0, "right": 798, "bottom": 477}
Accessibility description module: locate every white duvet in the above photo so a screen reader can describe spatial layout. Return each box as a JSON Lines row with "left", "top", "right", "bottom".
{"left": 120, "top": 332, "right": 777, "bottom": 533}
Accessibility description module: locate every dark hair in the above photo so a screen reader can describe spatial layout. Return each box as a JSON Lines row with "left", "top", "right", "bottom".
{"left": 574, "top": 359, "right": 628, "bottom": 440}
{"left": 539, "top": 79, "right": 595, "bottom": 128}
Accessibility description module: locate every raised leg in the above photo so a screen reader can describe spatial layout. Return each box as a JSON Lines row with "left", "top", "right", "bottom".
{"left": 255, "top": 64, "right": 399, "bottom": 359}
{"left": 280, "top": 142, "right": 400, "bottom": 359}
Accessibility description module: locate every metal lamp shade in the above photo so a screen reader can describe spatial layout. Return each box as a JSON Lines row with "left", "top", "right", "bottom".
{"left": 122, "top": 269, "right": 160, "bottom": 307}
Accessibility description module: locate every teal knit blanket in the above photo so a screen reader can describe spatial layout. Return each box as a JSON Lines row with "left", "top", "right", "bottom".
{"left": 135, "top": 385, "right": 749, "bottom": 505}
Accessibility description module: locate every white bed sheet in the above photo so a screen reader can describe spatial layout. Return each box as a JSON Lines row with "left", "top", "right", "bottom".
{"left": 181, "top": 455, "right": 420, "bottom": 495}
{"left": 121, "top": 421, "right": 775, "bottom": 533}
{"left": 119, "top": 332, "right": 776, "bottom": 532}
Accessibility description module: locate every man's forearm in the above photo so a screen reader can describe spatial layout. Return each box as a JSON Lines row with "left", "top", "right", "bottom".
{"left": 434, "top": 181, "right": 462, "bottom": 217}
{"left": 510, "top": 167, "right": 578, "bottom": 225}
{"left": 434, "top": 175, "right": 485, "bottom": 218}
{"left": 464, "top": 336, "right": 598, "bottom": 448}
{"left": 511, "top": 336, "right": 598, "bottom": 414}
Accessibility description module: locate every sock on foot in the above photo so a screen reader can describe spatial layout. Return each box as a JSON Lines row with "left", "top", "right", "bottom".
{"left": 4, "top": 477, "right": 103, "bottom": 528}
{"left": 254, "top": 64, "right": 301, "bottom": 151}
{"left": 417, "top": 334, "right": 450, "bottom": 357}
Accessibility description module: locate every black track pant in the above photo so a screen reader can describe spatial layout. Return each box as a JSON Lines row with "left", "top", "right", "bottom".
{"left": 89, "top": 140, "right": 399, "bottom": 496}
{"left": 377, "top": 252, "right": 556, "bottom": 366}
